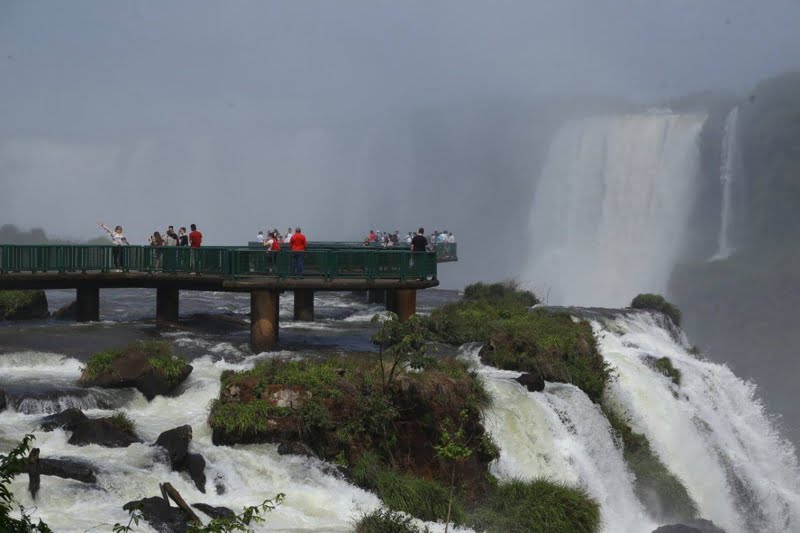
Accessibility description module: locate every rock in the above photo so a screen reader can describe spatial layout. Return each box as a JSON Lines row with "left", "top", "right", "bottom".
{"left": 516, "top": 372, "right": 545, "bottom": 392}
{"left": 154, "top": 425, "right": 206, "bottom": 493}
{"left": 80, "top": 347, "right": 193, "bottom": 401}
{"left": 19, "top": 457, "right": 98, "bottom": 483}
{"left": 0, "top": 290, "right": 49, "bottom": 320}
{"left": 40, "top": 408, "right": 88, "bottom": 432}
{"left": 653, "top": 519, "right": 726, "bottom": 533}
{"left": 155, "top": 425, "right": 192, "bottom": 468}
{"left": 277, "top": 441, "right": 318, "bottom": 458}
{"left": 184, "top": 453, "right": 207, "bottom": 493}
{"left": 53, "top": 300, "right": 78, "bottom": 320}
{"left": 124, "top": 497, "right": 189, "bottom": 533}
{"left": 192, "top": 503, "right": 235, "bottom": 520}
{"left": 68, "top": 417, "right": 141, "bottom": 448}
{"left": 0, "top": 389, "right": 6, "bottom": 412}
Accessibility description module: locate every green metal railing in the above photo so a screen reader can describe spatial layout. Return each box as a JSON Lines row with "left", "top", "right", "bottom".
{"left": 0, "top": 245, "right": 438, "bottom": 281}
{"left": 248, "top": 240, "right": 458, "bottom": 261}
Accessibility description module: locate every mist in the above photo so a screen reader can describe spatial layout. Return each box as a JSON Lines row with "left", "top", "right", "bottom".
{"left": 2, "top": 0, "right": 800, "bottom": 289}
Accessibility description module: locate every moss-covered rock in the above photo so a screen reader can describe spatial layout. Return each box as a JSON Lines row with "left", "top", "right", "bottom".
{"left": 0, "top": 290, "right": 49, "bottom": 320}
{"left": 209, "top": 355, "right": 495, "bottom": 518}
{"left": 603, "top": 405, "right": 698, "bottom": 523}
{"left": 469, "top": 478, "right": 601, "bottom": 533}
{"left": 630, "top": 294, "right": 682, "bottom": 327}
{"left": 80, "top": 341, "right": 192, "bottom": 400}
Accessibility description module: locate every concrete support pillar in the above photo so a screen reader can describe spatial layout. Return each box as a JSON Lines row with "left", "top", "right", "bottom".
{"left": 156, "top": 288, "right": 180, "bottom": 326}
{"left": 251, "top": 290, "right": 279, "bottom": 352}
{"left": 367, "top": 289, "right": 386, "bottom": 305}
{"left": 76, "top": 287, "right": 100, "bottom": 322}
{"left": 293, "top": 289, "right": 314, "bottom": 321}
{"left": 387, "top": 289, "right": 417, "bottom": 322}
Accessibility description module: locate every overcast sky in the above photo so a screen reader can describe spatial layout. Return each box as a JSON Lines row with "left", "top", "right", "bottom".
{"left": 1, "top": 0, "right": 800, "bottom": 277}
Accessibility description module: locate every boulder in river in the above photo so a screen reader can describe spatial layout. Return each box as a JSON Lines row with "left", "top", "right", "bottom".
{"left": 80, "top": 341, "right": 193, "bottom": 400}
{"left": 516, "top": 372, "right": 545, "bottom": 392}
{"left": 20, "top": 456, "right": 98, "bottom": 484}
{"left": 277, "top": 441, "right": 318, "bottom": 458}
{"left": 154, "top": 425, "right": 207, "bottom": 493}
{"left": 124, "top": 497, "right": 189, "bottom": 533}
{"left": 653, "top": 518, "right": 726, "bottom": 533}
{"left": 52, "top": 300, "right": 78, "bottom": 320}
{"left": 191, "top": 503, "right": 235, "bottom": 520}
{"left": 0, "top": 290, "right": 49, "bottom": 320}
{"left": 0, "top": 388, "right": 6, "bottom": 412}
{"left": 41, "top": 409, "right": 141, "bottom": 448}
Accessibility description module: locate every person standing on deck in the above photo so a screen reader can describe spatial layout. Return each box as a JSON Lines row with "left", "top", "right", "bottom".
{"left": 97, "top": 222, "right": 129, "bottom": 271}
{"left": 256, "top": 231, "right": 264, "bottom": 244}
{"left": 165, "top": 226, "right": 179, "bottom": 246}
{"left": 189, "top": 224, "right": 203, "bottom": 247}
{"left": 289, "top": 227, "right": 307, "bottom": 277}
{"left": 410, "top": 227, "right": 428, "bottom": 279}
{"left": 178, "top": 227, "right": 189, "bottom": 246}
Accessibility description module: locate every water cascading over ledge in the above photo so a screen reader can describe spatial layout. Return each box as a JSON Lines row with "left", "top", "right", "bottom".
{"left": 526, "top": 112, "right": 707, "bottom": 307}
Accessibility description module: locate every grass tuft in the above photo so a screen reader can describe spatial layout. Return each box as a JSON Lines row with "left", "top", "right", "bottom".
{"left": 469, "top": 478, "right": 601, "bottom": 533}
{"left": 630, "top": 294, "right": 682, "bottom": 326}
{"left": 654, "top": 357, "right": 681, "bottom": 386}
{"left": 83, "top": 350, "right": 120, "bottom": 380}
{"left": 109, "top": 412, "right": 136, "bottom": 433}
{"left": 354, "top": 508, "right": 429, "bottom": 533}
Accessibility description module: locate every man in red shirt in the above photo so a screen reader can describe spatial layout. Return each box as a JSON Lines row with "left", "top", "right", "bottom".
{"left": 189, "top": 224, "right": 203, "bottom": 248}
{"left": 289, "top": 227, "right": 307, "bottom": 277}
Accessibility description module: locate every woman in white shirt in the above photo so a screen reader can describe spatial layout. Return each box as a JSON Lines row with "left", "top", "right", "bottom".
{"left": 98, "top": 222, "right": 129, "bottom": 271}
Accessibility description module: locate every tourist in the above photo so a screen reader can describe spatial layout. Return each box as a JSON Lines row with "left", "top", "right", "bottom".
{"left": 405, "top": 232, "right": 413, "bottom": 245}
{"left": 256, "top": 230, "right": 264, "bottom": 244}
{"left": 189, "top": 224, "right": 203, "bottom": 247}
{"left": 284, "top": 228, "right": 293, "bottom": 244}
{"left": 165, "top": 226, "right": 179, "bottom": 246}
{"left": 97, "top": 222, "right": 129, "bottom": 271}
{"left": 150, "top": 231, "right": 164, "bottom": 270}
{"left": 368, "top": 230, "right": 377, "bottom": 243}
{"left": 178, "top": 227, "right": 189, "bottom": 246}
{"left": 289, "top": 227, "right": 307, "bottom": 277}
{"left": 411, "top": 227, "right": 428, "bottom": 253}
{"left": 262, "top": 231, "right": 279, "bottom": 274}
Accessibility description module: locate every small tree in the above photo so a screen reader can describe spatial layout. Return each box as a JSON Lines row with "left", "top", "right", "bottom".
{"left": 434, "top": 411, "right": 473, "bottom": 533}
{"left": 371, "top": 313, "right": 435, "bottom": 389}
{"left": 0, "top": 434, "right": 53, "bottom": 532}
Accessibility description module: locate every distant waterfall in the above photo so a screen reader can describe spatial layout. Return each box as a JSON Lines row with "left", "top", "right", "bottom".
{"left": 712, "top": 106, "right": 740, "bottom": 260}
{"left": 526, "top": 112, "right": 706, "bottom": 307}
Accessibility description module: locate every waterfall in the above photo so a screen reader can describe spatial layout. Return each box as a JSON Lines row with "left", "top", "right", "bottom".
{"left": 712, "top": 106, "right": 740, "bottom": 260}
{"left": 525, "top": 112, "right": 706, "bottom": 307}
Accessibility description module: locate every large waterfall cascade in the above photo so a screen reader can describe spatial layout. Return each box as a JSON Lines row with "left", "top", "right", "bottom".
{"left": 469, "top": 312, "right": 800, "bottom": 533}
{"left": 526, "top": 112, "right": 707, "bottom": 307}
{"left": 712, "top": 106, "right": 740, "bottom": 261}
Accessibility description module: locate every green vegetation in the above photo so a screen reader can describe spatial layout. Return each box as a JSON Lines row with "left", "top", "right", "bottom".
{"left": 0, "top": 290, "right": 47, "bottom": 320}
{"left": 371, "top": 314, "right": 435, "bottom": 388}
{"left": 630, "top": 294, "right": 682, "bottom": 326}
{"left": 654, "top": 357, "right": 681, "bottom": 386}
{"left": 426, "top": 283, "right": 609, "bottom": 402}
{"left": 83, "top": 340, "right": 189, "bottom": 383}
{"left": 109, "top": 412, "right": 136, "bottom": 433}
{"left": 469, "top": 479, "right": 601, "bottom": 533}
{"left": 354, "top": 508, "right": 429, "bottom": 533}
{"left": 1, "top": 435, "right": 53, "bottom": 532}
{"left": 603, "top": 405, "right": 698, "bottom": 522}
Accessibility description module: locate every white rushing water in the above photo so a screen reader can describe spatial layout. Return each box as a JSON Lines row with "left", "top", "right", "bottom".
{"left": 526, "top": 112, "right": 706, "bottom": 307}
{"left": 598, "top": 311, "right": 800, "bottom": 533}
{"left": 712, "top": 106, "right": 740, "bottom": 261}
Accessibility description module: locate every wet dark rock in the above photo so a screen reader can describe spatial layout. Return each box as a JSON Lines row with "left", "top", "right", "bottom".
{"left": 214, "top": 477, "right": 226, "bottom": 495}
{"left": 653, "top": 519, "right": 726, "bottom": 533}
{"left": 192, "top": 503, "right": 235, "bottom": 520}
{"left": 124, "top": 497, "right": 189, "bottom": 533}
{"left": 19, "top": 456, "right": 98, "bottom": 483}
{"left": 0, "top": 388, "right": 6, "bottom": 412}
{"left": 277, "top": 441, "right": 318, "bottom": 458}
{"left": 155, "top": 425, "right": 192, "bottom": 468}
{"left": 40, "top": 408, "right": 88, "bottom": 432}
{"left": 154, "top": 425, "right": 207, "bottom": 493}
{"left": 184, "top": 453, "right": 207, "bottom": 493}
{"left": 80, "top": 348, "right": 192, "bottom": 401}
{"left": 0, "top": 290, "right": 49, "bottom": 320}
{"left": 516, "top": 372, "right": 545, "bottom": 392}
{"left": 68, "top": 417, "right": 141, "bottom": 448}
{"left": 53, "top": 300, "right": 78, "bottom": 320}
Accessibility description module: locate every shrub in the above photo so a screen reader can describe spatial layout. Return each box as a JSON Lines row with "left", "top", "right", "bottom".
{"left": 603, "top": 405, "right": 698, "bottom": 522}
{"left": 463, "top": 281, "right": 539, "bottom": 308}
{"left": 470, "top": 479, "right": 601, "bottom": 533}
{"left": 83, "top": 350, "right": 119, "bottom": 380}
{"left": 482, "top": 312, "right": 609, "bottom": 402}
{"left": 109, "top": 412, "right": 136, "bottom": 433}
{"left": 354, "top": 508, "right": 429, "bottom": 533}
{"left": 630, "top": 294, "right": 682, "bottom": 326}
{"left": 654, "top": 357, "right": 681, "bottom": 386}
